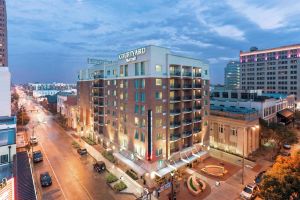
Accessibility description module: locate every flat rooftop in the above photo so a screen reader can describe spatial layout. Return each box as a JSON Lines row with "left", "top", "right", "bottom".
{"left": 210, "top": 105, "right": 257, "bottom": 114}
{"left": 240, "top": 44, "right": 300, "bottom": 56}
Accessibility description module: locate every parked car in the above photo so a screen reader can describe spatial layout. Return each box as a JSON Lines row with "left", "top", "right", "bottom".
{"left": 240, "top": 183, "right": 258, "bottom": 199}
{"left": 77, "top": 148, "right": 87, "bottom": 155}
{"left": 33, "top": 150, "right": 43, "bottom": 163}
{"left": 30, "top": 136, "right": 38, "bottom": 144}
{"left": 254, "top": 171, "right": 266, "bottom": 184}
{"left": 283, "top": 144, "right": 291, "bottom": 150}
{"left": 93, "top": 161, "right": 106, "bottom": 173}
{"left": 40, "top": 172, "right": 52, "bottom": 187}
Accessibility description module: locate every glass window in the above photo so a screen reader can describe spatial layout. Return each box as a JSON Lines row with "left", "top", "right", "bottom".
{"left": 134, "top": 130, "right": 139, "bottom": 139}
{"left": 0, "top": 155, "right": 8, "bottom": 164}
{"left": 120, "top": 66, "right": 124, "bottom": 77}
{"left": 140, "top": 105, "right": 145, "bottom": 114}
{"left": 156, "top": 119, "right": 162, "bottom": 127}
{"left": 140, "top": 79, "right": 145, "bottom": 88}
{"left": 156, "top": 132, "right": 162, "bottom": 140}
{"left": 135, "top": 80, "right": 139, "bottom": 89}
{"left": 155, "top": 91, "right": 162, "bottom": 100}
{"left": 141, "top": 132, "right": 145, "bottom": 142}
{"left": 135, "top": 63, "right": 139, "bottom": 75}
{"left": 155, "top": 65, "right": 162, "bottom": 72}
{"left": 156, "top": 106, "right": 162, "bottom": 113}
{"left": 140, "top": 92, "right": 145, "bottom": 102}
{"left": 156, "top": 79, "right": 162, "bottom": 86}
{"left": 125, "top": 65, "right": 128, "bottom": 76}
{"left": 135, "top": 92, "right": 139, "bottom": 102}
{"left": 107, "top": 70, "right": 111, "bottom": 76}
{"left": 134, "top": 117, "right": 139, "bottom": 126}
{"left": 134, "top": 105, "right": 139, "bottom": 113}
{"left": 141, "top": 62, "right": 145, "bottom": 75}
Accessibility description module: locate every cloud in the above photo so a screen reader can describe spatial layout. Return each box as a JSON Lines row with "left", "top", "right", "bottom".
{"left": 225, "top": 0, "right": 300, "bottom": 30}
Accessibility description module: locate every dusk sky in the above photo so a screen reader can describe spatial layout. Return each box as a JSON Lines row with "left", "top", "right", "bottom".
{"left": 7, "top": 0, "right": 300, "bottom": 84}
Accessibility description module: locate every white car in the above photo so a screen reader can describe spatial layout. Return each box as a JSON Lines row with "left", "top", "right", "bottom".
{"left": 30, "top": 136, "right": 38, "bottom": 144}
{"left": 240, "top": 183, "right": 257, "bottom": 199}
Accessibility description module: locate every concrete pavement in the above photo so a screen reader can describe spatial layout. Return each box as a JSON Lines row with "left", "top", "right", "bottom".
{"left": 19, "top": 90, "right": 135, "bottom": 200}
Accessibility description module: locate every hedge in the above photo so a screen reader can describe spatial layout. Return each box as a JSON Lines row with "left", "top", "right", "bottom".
{"left": 113, "top": 181, "right": 127, "bottom": 192}
{"left": 106, "top": 173, "right": 118, "bottom": 183}
{"left": 190, "top": 177, "right": 197, "bottom": 192}
{"left": 102, "top": 151, "right": 116, "bottom": 163}
{"left": 126, "top": 170, "right": 138, "bottom": 180}
{"left": 72, "top": 141, "right": 80, "bottom": 149}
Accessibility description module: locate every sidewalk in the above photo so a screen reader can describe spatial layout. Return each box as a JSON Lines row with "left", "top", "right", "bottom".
{"left": 67, "top": 131, "right": 157, "bottom": 199}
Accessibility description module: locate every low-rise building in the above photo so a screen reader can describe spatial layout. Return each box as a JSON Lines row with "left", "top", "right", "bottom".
{"left": 211, "top": 88, "right": 295, "bottom": 124}
{"left": 65, "top": 97, "right": 77, "bottom": 130}
{"left": 57, "top": 92, "right": 76, "bottom": 115}
{"left": 209, "top": 105, "right": 260, "bottom": 157}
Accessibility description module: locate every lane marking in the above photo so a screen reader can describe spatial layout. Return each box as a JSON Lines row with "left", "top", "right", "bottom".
{"left": 39, "top": 142, "right": 67, "bottom": 200}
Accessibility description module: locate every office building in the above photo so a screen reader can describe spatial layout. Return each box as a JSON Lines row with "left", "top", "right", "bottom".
{"left": 224, "top": 61, "right": 240, "bottom": 89}
{"left": 80, "top": 46, "right": 210, "bottom": 179}
{"left": 240, "top": 44, "right": 300, "bottom": 107}
{"left": 0, "top": 0, "right": 7, "bottom": 67}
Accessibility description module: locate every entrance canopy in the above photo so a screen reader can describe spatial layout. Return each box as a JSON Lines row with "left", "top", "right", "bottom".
{"left": 113, "top": 152, "right": 146, "bottom": 176}
{"left": 277, "top": 109, "right": 294, "bottom": 124}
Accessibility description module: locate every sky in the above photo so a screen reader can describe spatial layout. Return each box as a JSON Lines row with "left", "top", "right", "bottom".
{"left": 7, "top": 0, "right": 300, "bottom": 84}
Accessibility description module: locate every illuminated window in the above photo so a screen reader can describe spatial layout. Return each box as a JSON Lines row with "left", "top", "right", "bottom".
{"left": 141, "top": 132, "right": 145, "bottom": 142}
{"left": 155, "top": 64, "right": 162, "bottom": 72}
{"left": 156, "top": 106, "right": 162, "bottom": 113}
{"left": 140, "top": 79, "right": 145, "bottom": 88}
{"left": 134, "top": 117, "right": 139, "bottom": 126}
{"left": 156, "top": 79, "right": 162, "bottom": 86}
{"left": 156, "top": 119, "right": 162, "bottom": 127}
{"left": 155, "top": 91, "right": 162, "bottom": 100}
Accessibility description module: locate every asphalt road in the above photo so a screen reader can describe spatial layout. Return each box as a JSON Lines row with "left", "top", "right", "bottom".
{"left": 18, "top": 89, "right": 135, "bottom": 200}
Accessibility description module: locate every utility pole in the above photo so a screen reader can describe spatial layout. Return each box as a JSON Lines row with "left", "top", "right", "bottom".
{"left": 242, "top": 128, "right": 246, "bottom": 185}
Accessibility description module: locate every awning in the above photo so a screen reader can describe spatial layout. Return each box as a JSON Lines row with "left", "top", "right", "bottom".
{"left": 154, "top": 166, "right": 174, "bottom": 178}
{"left": 113, "top": 152, "right": 146, "bottom": 176}
{"left": 193, "top": 150, "right": 208, "bottom": 158}
{"left": 277, "top": 109, "right": 294, "bottom": 118}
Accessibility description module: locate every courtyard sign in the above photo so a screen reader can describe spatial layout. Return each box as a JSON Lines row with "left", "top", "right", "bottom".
{"left": 118, "top": 47, "right": 146, "bottom": 62}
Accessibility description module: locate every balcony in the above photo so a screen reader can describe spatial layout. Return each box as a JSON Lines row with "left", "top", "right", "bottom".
{"left": 193, "top": 84, "right": 202, "bottom": 88}
{"left": 170, "top": 84, "right": 181, "bottom": 90}
{"left": 94, "top": 84, "right": 104, "bottom": 88}
{"left": 193, "top": 127, "right": 201, "bottom": 133}
{"left": 170, "top": 134, "right": 181, "bottom": 142}
{"left": 94, "top": 74, "right": 105, "bottom": 79}
{"left": 170, "top": 70, "right": 181, "bottom": 76}
{"left": 94, "top": 101, "right": 105, "bottom": 107}
{"left": 170, "top": 147, "right": 180, "bottom": 154}
{"left": 170, "top": 122, "right": 181, "bottom": 129}
{"left": 194, "top": 106, "right": 201, "bottom": 111}
{"left": 183, "top": 84, "right": 192, "bottom": 89}
{"left": 194, "top": 72, "right": 201, "bottom": 77}
{"left": 182, "top": 96, "right": 192, "bottom": 101}
{"left": 170, "top": 96, "right": 181, "bottom": 102}
{"left": 170, "top": 109, "right": 181, "bottom": 116}
{"left": 182, "top": 130, "right": 192, "bottom": 138}
{"left": 182, "top": 71, "right": 192, "bottom": 77}
{"left": 194, "top": 95, "right": 202, "bottom": 100}
{"left": 183, "top": 119, "right": 192, "bottom": 125}
{"left": 193, "top": 117, "right": 202, "bottom": 122}
{"left": 183, "top": 107, "right": 192, "bottom": 113}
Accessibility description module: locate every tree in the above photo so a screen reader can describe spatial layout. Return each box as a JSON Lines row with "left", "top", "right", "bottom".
{"left": 259, "top": 149, "right": 300, "bottom": 200}
{"left": 17, "top": 106, "right": 30, "bottom": 126}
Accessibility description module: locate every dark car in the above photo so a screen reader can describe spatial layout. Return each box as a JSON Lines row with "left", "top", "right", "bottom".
{"left": 33, "top": 150, "right": 43, "bottom": 163}
{"left": 254, "top": 171, "right": 266, "bottom": 184}
{"left": 40, "top": 172, "right": 52, "bottom": 187}
{"left": 77, "top": 148, "right": 88, "bottom": 155}
{"left": 93, "top": 161, "right": 106, "bottom": 173}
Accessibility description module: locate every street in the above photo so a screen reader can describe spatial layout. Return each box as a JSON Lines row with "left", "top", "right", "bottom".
{"left": 19, "top": 89, "right": 134, "bottom": 200}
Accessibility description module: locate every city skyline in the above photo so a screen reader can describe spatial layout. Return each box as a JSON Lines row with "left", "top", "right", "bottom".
{"left": 7, "top": 0, "right": 300, "bottom": 84}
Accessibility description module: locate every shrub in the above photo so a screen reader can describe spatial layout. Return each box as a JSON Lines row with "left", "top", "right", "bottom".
{"left": 126, "top": 170, "right": 138, "bottom": 180}
{"left": 106, "top": 173, "right": 118, "bottom": 183}
{"left": 113, "top": 181, "right": 127, "bottom": 192}
{"left": 81, "top": 136, "right": 96, "bottom": 146}
{"left": 72, "top": 141, "right": 80, "bottom": 149}
{"left": 189, "top": 178, "right": 197, "bottom": 192}
{"left": 102, "top": 151, "right": 116, "bottom": 163}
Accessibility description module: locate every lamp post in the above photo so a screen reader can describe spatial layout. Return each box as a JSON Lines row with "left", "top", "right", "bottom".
{"left": 170, "top": 171, "right": 176, "bottom": 200}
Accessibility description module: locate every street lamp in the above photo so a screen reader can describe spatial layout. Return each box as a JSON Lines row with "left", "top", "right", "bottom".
{"left": 170, "top": 171, "right": 176, "bottom": 200}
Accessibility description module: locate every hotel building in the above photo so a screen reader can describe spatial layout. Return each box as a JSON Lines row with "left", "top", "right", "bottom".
{"left": 240, "top": 44, "right": 300, "bottom": 107}
{"left": 85, "top": 46, "right": 210, "bottom": 176}
{"left": 224, "top": 61, "right": 240, "bottom": 89}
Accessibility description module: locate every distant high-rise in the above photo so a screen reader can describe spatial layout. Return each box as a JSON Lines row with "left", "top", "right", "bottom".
{"left": 224, "top": 61, "right": 240, "bottom": 89}
{"left": 0, "top": 0, "right": 7, "bottom": 66}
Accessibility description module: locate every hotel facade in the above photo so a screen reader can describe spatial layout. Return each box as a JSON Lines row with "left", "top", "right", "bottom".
{"left": 80, "top": 45, "right": 210, "bottom": 176}
{"left": 240, "top": 44, "right": 300, "bottom": 107}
